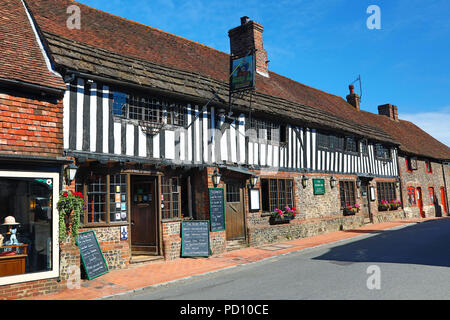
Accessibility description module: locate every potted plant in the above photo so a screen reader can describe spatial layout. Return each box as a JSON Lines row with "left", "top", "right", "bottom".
{"left": 57, "top": 190, "right": 85, "bottom": 243}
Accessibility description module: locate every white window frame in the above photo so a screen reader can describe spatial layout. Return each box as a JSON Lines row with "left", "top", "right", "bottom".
{"left": 0, "top": 171, "right": 60, "bottom": 286}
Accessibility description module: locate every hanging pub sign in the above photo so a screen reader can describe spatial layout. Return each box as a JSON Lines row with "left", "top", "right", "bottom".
{"left": 230, "top": 54, "right": 255, "bottom": 92}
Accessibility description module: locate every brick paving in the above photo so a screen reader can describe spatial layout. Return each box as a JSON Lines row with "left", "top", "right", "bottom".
{"left": 25, "top": 217, "right": 446, "bottom": 300}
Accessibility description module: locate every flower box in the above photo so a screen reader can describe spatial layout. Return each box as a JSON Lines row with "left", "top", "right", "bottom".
{"left": 269, "top": 216, "right": 291, "bottom": 225}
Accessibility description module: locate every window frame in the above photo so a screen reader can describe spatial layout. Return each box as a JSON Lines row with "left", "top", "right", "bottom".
{"left": 376, "top": 182, "right": 397, "bottom": 204}
{"left": 407, "top": 186, "right": 417, "bottom": 207}
{"left": 339, "top": 180, "right": 356, "bottom": 209}
{"left": 261, "top": 178, "right": 295, "bottom": 212}
{"left": 375, "top": 144, "right": 392, "bottom": 160}
{"left": 425, "top": 160, "right": 432, "bottom": 174}
{"left": 161, "top": 176, "right": 182, "bottom": 220}
{"left": 77, "top": 173, "right": 129, "bottom": 227}
{"left": 428, "top": 187, "right": 435, "bottom": 205}
{"left": 0, "top": 171, "right": 60, "bottom": 286}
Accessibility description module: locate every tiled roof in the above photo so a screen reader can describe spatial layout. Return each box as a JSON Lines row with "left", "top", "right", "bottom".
{"left": 0, "top": 0, "right": 66, "bottom": 92}
{"left": 360, "top": 111, "right": 450, "bottom": 160}
{"left": 24, "top": 0, "right": 450, "bottom": 159}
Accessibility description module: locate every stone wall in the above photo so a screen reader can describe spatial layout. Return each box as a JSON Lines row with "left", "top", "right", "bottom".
{"left": 398, "top": 155, "right": 448, "bottom": 218}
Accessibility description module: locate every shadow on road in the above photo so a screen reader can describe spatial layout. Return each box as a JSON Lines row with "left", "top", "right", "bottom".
{"left": 312, "top": 218, "right": 450, "bottom": 268}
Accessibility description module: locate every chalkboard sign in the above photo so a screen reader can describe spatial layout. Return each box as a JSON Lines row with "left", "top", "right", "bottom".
{"left": 76, "top": 231, "right": 109, "bottom": 280}
{"left": 209, "top": 188, "right": 225, "bottom": 232}
{"left": 181, "top": 220, "right": 210, "bottom": 257}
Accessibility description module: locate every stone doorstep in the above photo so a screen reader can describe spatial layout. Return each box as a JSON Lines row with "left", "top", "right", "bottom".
{"left": 129, "top": 255, "right": 164, "bottom": 265}
{"left": 226, "top": 239, "right": 249, "bottom": 252}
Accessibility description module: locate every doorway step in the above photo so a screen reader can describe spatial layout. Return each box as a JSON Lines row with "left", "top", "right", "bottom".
{"left": 130, "top": 255, "right": 164, "bottom": 265}
{"left": 226, "top": 239, "right": 248, "bottom": 252}
{"left": 363, "top": 217, "right": 372, "bottom": 225}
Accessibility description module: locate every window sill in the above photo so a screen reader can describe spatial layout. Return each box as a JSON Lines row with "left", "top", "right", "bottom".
{"left": 161, "top": 217, "right": 183, "bottom": 223}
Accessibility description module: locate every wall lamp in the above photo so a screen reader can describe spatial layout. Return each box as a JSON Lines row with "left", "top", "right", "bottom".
{"left": 301, "top": 175, "right": 309, "bottom": 188}
{"left": 249, "top": 175, "right": 259, "bottom": 189}
{"left": 212, "top": 169, "right": 222, "bottom": 188}
{"left": 65, "top": 163, "right": 78, "bottom": 186}
{"left": 330, "top": 176, "right": 337, "bottom": 189}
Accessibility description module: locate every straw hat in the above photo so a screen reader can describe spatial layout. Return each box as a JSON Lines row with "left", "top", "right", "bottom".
{"left": 2, "top": 216, "right": 19, "bottom": 226}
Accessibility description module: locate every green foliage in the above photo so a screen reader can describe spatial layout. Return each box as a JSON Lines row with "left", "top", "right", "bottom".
{"left": 57, "top": 190, "right": 84, "bottom": 243}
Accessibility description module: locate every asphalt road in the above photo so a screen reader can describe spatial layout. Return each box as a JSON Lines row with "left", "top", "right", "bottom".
{"left": 107, "top": 218, "right": 450, "bottom": 300}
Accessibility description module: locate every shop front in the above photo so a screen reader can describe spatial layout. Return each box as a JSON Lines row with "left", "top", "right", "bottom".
{"left": 0, "top": 163, "right": 61, "bottom": 287}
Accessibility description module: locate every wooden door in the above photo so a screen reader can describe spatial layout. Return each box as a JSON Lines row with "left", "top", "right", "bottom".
{"left": 360, "top": 181, "right": 372, "bottom": 223}
{"left": 417, "top": 187, "right": 425, "bottom": 218}
{"left": 131, "top": 177, "right": 158, "bottom": 254}
{"left": 441, "top": 187, "right": 448, "bottom": 215}
{"left": 225, "top": 183, "right": 246, "bottom": 240}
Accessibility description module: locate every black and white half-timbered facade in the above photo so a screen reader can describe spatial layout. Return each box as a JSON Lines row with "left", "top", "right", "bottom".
{"left": 19, "top": 0, "right": 448, "bottom": 270}
{"left": 2, "top": 0, "right": 449, "bottom": 299}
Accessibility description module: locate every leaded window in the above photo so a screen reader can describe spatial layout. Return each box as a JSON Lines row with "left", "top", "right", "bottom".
{"left": 339, "top": 181, "right": 356, "bottom": 208}
{"left": 375, "top": 144, "right": 391, "bottom": 160}
{"left": 261, "top": 178, "right": 294, "bottom": 212}
{"left": 161, "top": 177, "right": 181, "bottom": 219}
{"left": 376, "top": 182, "right": 396, "bottom": 204}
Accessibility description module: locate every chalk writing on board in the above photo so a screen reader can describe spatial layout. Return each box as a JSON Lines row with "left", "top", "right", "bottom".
{"left": 181, "top": 221, "right": 210, "bottom": 257}
{"left": 209, "top": 188, "right": 225, "bottom": 232}
{"left": 77, "top": 231, "right": 109, "bottom": 280}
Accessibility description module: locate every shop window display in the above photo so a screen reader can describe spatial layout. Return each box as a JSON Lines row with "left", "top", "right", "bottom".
{"left": 0, "top": 177, "right": 53, "bottom": 277}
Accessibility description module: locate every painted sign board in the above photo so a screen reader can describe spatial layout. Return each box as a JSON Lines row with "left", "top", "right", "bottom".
{"left": 313, "top": 179, "right": 325, "bottom": 195}
{"left": 230, "top": 54, "right": 255, "bottom": 91}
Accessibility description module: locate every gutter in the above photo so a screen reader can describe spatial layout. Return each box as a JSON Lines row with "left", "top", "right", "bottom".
{"left": 0, "top": 77, "right": 64, "bottom": 97}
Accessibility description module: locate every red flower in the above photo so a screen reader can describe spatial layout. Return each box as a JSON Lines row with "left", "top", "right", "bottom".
{"left": 63, "top": 191, "right": 68, "bottom": 198}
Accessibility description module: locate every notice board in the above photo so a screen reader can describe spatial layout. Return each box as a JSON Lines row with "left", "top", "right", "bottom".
{"left": 209, "top": 188, "right": 225, "bottom": 232}
{"left": 181, "top": 220, "right": 210, "bottom": 257}
{"left": 76, "top": 231, "right": 109, "bottom": 280}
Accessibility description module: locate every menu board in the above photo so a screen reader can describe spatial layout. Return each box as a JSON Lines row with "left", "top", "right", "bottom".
{"left": 77, "top": 231, "right": 109, "bottom": 280}
{"left": 181, "top": 221, "right": 210, "bottom": 257}
{"left": 209, "top": 188, "right": 225, "bottom": 232}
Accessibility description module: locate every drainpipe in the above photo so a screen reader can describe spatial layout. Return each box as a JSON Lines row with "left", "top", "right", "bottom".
{"left": 396, "top": 151, "right": 406, "bottom": 218}
{"left": 442, "top": 161, "right": 449, "bottom": 216}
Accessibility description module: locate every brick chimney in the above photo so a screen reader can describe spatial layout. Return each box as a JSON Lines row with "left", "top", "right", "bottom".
{"left": 378, "top": 104, "right": 399, "bottom": 121}
{"left": 346, "top": 84, "right": 360, "bottom": 111}
{"left": 228, "top": 16, "right": 269, "bottom": 77}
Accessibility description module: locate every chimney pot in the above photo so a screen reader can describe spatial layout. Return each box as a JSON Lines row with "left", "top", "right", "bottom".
{"left": 346, "top": 84, "right": 360, "bottom": 111}
{"left": 349, "top": 84, "right": 355, "bottom": 94}
{"left": 240, "top": 16, "right": 250, "bottom": 25}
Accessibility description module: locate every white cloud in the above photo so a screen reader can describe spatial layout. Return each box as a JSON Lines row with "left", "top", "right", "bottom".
{"left": 399, "top": 107, "right": 450, "bottom": 147}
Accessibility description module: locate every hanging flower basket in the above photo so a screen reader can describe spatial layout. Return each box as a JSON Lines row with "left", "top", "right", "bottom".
{"left": 57, "top": 190, "right": 85, "bottom": 244}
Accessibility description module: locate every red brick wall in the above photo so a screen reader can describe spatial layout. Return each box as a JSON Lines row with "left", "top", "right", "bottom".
{"left": 0, "top": 91, "right": 63, "bottom": 157}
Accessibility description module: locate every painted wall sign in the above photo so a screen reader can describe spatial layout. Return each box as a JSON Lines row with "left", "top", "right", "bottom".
{"left": 181, "top": 221, "right": 210, "bottom": 257}
{"left": 230, "top": 54, "right": 255, "bottom": 92}
{"left": 76, "top": 231, "right": 109, "bottom": 280}
{"left": 120, "top": 226, "right": 127, "bottom": 241}
{"left": 313, "top": 179, "right": 325, "bottom": 195}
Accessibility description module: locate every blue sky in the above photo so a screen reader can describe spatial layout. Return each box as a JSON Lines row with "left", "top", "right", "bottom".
{"left": 78, "top": 0, "right": 450, "bottom": 146}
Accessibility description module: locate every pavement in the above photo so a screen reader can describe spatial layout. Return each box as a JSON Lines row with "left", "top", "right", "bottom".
{"left": 25, "top": 216, "right": 448, "bottom": 300}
